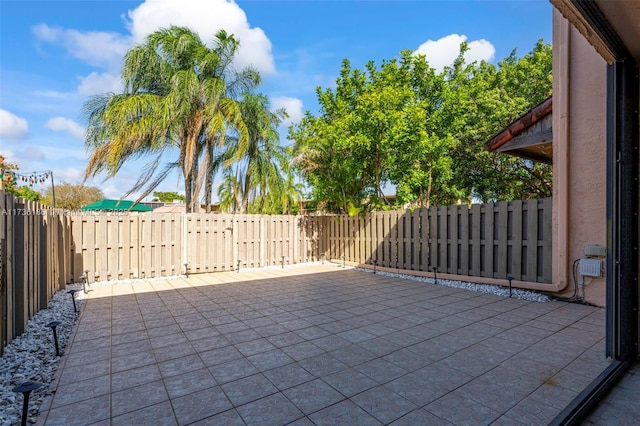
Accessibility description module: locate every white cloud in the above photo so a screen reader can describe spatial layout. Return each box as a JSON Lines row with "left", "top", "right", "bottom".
{"left": 100, "top": 184, "right": 121, "bottom": 199}
{"left": 33, "top": 24, "right": 130, "bottom": 71}
{"left": 0, "top": 109, "right": 29, "bottom": 139}
{"left": 271, "top": 96, "right": 303, "bottom": 125}
{"left": 78, "top": 72, "right": 122, "bottom": 96}
{"left": 33, "top": 90, "right": 74, "bottom": 99}
{"left": 414, "top": 34, "right": 496, "bottom": 72}
{"left": 32, "top": 0, "right": 276, "bottom": 96}
{"left": 126, "top": 0, "right": 275, "bottom": 74}
{"left": 54, "top": 167, "right": 83, "bottom": 183}
{"left": 45, "top": 117, "right": 86, "bottom": 140}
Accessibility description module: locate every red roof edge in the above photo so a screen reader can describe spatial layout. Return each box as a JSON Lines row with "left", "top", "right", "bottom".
{"left": 484, "top": 96, "right": 553, "bottom": 152}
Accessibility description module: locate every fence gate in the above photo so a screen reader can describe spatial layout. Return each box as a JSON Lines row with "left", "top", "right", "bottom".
{"left": 185, "top": 214, "right": 235, "bottom": 273}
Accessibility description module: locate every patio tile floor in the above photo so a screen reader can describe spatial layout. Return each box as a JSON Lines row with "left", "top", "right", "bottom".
{"left": 36, "top": 265, "right": 620, "bottom": 425}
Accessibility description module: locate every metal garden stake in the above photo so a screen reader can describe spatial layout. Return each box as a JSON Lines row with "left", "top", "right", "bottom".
{"left": 507, "top": 275, "right": 514, "bottom": 298}
{"left": 430, "top": 266, "right": 438, "bottom": 285}
{"left": 45, "top": 321, "right": 62, "bottom": 356}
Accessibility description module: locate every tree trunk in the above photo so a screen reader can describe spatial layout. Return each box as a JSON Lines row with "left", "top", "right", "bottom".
{"left": 424, "top": 169, "right": 432, "bottom": 209}
{"left": 184, "top": 167, "right": 192, "bottom": 213}
{"left": 241, "top": 164, "right": 252, "bottom": 214}
{"left": 204, "top": 139, "right": 215, "bottom": 213}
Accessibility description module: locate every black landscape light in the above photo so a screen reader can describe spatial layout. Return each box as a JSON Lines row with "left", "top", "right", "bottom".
{"left": 67, "top": 289, "right": 78, "bottom": 313}
{"left": 507, "top": 275, "right": 514, "bottom": 298}
{"left": 83, "top": 269, "right": 90, "bottom": 293}
{"left": 12, "top": 381, "right": 43, "bottom": 426}
{"left": 45, "top": 321, "right": 62, "bottom": 356}
{"left": 430, "top": 266, "right": 438, "bottom": 285}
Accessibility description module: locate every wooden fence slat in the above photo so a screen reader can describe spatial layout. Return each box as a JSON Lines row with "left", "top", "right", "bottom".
{"left": 511, "top": 200, "right": 523, "bottom": 280}
{"left": 541, "top": 198, "right": 553, "bottom": 283}
{"left": 496, "top": 201, "right": 508, "bottom": 278}
{"left": 0, "top": 193, "right": 7, "bottom": 352}
{"left": 525, "top": 200, "right": 539, "bottom": 282}
{"left": 483, "top": 203, "right": 494, "bottom": 278}
{"left": 470, "top": 204, "right": 481, "bottom": 276}
{"left": 397, "top": 211, "right": 404, "bottom": 270}
{"left": 459, "top": 205, "right": 469, "bottom": 276}
{"left": 437, "top": 207, "right": 446, "bottom": 272}
{"left": 410, "top": 209, "right": 418, "bottom": 270}
{"left": 6, "top": 195, "right": 15, "bottom": 345}
{"left": 419, "top": 209, "right": 428, "bottom": 271}
{"left": 14, "top": 202, "right": 26, "bottom": 335}
{"left": 450, "top": 206, "right": 458, "bottom": 275}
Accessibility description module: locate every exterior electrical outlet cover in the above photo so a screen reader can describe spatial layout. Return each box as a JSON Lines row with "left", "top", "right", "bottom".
{"left": 584, "top": 245, "right": 607, "bottom": 257}
{"left": 579, "top": 258, "right": 602, "bottom": 277}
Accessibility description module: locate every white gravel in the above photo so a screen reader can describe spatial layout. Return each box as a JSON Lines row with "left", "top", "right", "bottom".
{"left": 238, "top": 260, "right": 334, "bottom": 272}
{"left": 84, "top": 274, "right": 185, "bottom": 287}
{"left": 242, "top": 260, "right": 550, "bottom": 302}
{"left": 0, "top": 284, "right": 85, "bottom": 426}
{"left": 354, "top": 267, "right": 551, "bottom": 302}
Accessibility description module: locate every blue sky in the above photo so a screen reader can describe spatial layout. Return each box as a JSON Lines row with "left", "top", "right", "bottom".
{"left": 0, "top": 0, "right": 552, "bottom": 201}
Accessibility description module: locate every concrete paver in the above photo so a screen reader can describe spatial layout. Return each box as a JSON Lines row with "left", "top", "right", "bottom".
{"left": 37, "top": 265, "right": 616, "bottom": 425}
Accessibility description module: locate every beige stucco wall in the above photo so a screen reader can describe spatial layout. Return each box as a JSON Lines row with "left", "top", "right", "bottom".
{"left": 552, "top": 10, "right": 607, "bottom": 306}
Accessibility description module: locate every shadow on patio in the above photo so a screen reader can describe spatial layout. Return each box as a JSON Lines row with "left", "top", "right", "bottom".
{"left": 36, "top": 265, "right": 609, "bottom": 425}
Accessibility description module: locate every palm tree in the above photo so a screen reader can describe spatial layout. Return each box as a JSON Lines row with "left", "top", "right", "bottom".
{"left": 277, "top": 170, "right": 305, "bottom": 214}
{"left": 217, "top": 170, "right": 242, "bottom": 213}
{"left": 83, "top": 26, "right": 259, "bottom": 212}
{"left": 220, "top": 93, "right": 293, "bottom": 214}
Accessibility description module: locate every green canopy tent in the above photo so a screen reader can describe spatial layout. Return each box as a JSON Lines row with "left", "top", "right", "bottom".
{"left": 81, "top": 199, "right": 153, "bottom": 212}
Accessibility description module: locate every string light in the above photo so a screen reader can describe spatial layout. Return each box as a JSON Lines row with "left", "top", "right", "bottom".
{"left": 0, "top": 169, "right": 51, "bottom": 187}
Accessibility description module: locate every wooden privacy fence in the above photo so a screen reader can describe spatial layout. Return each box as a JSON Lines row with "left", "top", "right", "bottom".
{"left": 71, "top": 213, "right": 327, "bottom": 281}
{"left": 0, "top": 189, "right": 551, "bottom": 354}
{"left": 325, "top": 198, "right": 552, "bottom": 283}
{"left": 0, "top": 192, "right": 72, "bottom": 354}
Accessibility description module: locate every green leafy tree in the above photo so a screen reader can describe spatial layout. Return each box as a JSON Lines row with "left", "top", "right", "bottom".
{"left": 14, "top": 186, "right": 42, "bottom": 202}
{"left": 41, "top": 182, "right": 104, "bottom": 210}
{"left": 83, "top": 26, "right": 259, "bottom": 213}
{"left": 290, "top": 41, "right": 553, "bottom": 212}
{"left": 290, "top": 53, "right": 462, "bottom": 213}
{"left": 0, "top": 156, "right": 43, "bottom": 201}
{"left": 448, "top": 40, "right": 553, "bottom": 201}
{"left": 0, "top": 155, "right": 19, "bottom": 194}
{"left": 152, "top": 191, "right": 186, "bottom": 203}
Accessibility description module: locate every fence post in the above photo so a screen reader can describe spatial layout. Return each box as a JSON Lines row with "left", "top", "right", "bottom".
{"left": 181, "top": 213, "right": 188, "bottom": 275}
{"left": 0, "top": 238, "right": 5, "bottom": 355}
{"left": 294, "top": 216, "right": 300, "bottom": 264}
{"left": 541, "top": 198, "right": 553, "bottom": 283}
{"left": 232, "top": 215, "right": 239, "bottom": 271}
